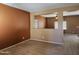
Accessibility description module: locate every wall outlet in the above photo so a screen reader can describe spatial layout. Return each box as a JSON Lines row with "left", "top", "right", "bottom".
{"left": 22, "top": 36, "right": 25, "bottom": 39}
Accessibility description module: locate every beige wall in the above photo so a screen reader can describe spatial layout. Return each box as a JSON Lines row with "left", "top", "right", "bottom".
{"left": 31, "top": 29, "right": 63, "bottom": 44}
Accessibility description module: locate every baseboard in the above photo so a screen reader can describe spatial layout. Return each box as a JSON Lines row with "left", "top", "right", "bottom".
{"left": 30, "top": 39, "right": 64, "bottom": 45}
{"left": 0, "top": 39, "right": 29, "bottom": 51}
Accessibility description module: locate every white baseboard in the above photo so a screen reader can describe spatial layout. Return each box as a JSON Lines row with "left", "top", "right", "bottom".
{"left": 30, "top": 38, "right": 64, "bottom": 45}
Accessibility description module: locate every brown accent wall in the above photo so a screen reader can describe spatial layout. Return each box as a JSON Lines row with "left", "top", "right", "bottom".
{"left": 45, "top": 17, "right": 57, "bottom": 28}
{"left": 0, "top": 4, "right": 30, "bottom": 49}
{"left": 64, "top": 15, "right": 79, "bottom": 34}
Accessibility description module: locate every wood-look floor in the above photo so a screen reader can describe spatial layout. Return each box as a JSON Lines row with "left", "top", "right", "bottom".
{"left": 0, "top": 40, "right": 64, "bottom": 55}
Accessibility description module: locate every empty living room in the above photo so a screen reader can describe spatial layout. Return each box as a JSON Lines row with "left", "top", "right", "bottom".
{"left": 0, "top": 3, "right": 79, "bottom": 56}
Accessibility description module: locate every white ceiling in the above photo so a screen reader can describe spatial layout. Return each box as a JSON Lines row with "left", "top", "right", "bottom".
{"left": 4, "top": 3, "right": 79, "bottom": 13}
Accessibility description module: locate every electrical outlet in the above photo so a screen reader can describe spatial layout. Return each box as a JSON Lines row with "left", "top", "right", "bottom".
{"left": 22, "top": 36, "right": 25, "bottom": 39}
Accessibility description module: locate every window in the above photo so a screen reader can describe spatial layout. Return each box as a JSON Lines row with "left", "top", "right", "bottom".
{"left": 54, "top": 21, "right": 58, "bottom": 29}
{"left": 63, "top": 21, "right": 67, "bottom": 30}
{"left": 34, "top": 20, "right": 39, "bottom": 29}
{"left": 54, "top": 21, "right": 67, "bottom": 30}
{"left": 34, "top": 19, "right": 45, "bottom": 29}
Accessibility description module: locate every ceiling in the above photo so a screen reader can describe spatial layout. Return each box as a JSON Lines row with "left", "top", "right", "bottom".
{"left": 4, "top": 3, "right": 79, "bottom": 13}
